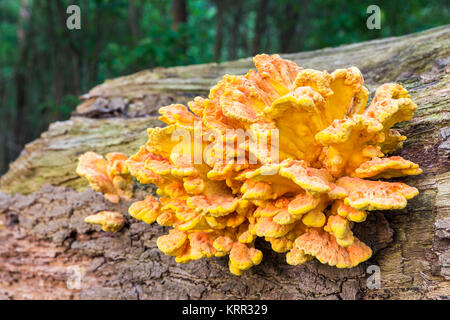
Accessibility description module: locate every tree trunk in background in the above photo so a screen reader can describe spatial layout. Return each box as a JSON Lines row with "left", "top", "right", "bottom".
{"left": 229, "top": 0, "right": 243, "bottom": 60}
{"left": 13, "top": 0, "right": 30, "bottom": 155}
{"left": 213, "top": 0, "right": 224, "bottom": 61}
{"left": 287, "top": 0, "right": 308, "bottom": 53}
{"left": 252, "top": 0, "right": 268, "bottom": 55}
{"left": 0, "top": 81, "right": 5, "bottom": 174}
{"left": 171, "top": 0, "right": 187, "bottom": 30}
{"left": 279, "top": 2, "right": 300, "bottom": 53}
{"left": 128, "top": 0, "right": 142, "bottom": 41}
{"left": 0, "top": 26, "right": 449, "bottom": 300}
{"left": 171, "top": 0, "right": 188, "bottom": 58}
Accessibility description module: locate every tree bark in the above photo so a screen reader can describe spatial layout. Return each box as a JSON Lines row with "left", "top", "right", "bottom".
{"left": 0, "top": 26, "right": 449, "bottom": 300}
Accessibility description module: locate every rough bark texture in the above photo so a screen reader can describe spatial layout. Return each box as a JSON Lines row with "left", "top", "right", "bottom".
{"left": 0, "top": 26, "right": 449, "bottom": 300}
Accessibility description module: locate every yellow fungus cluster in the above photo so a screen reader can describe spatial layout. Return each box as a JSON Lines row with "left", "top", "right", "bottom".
{"left": 77, "top": 54, "right": 421, "bottom": 275}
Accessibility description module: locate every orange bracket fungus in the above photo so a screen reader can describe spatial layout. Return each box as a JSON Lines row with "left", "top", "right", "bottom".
{"left": 76, "top": 152, "right": 133, "bottom": 203}
{"left": 85, "top": 211, "right": 125, "bottom": 232}
{"left": 77, "top": 54, "right": 421, "bottom": 275}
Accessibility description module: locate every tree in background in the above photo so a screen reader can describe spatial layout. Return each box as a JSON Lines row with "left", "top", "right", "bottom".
{"left": 0, "top": 0, "right": 448, "bottom": 174}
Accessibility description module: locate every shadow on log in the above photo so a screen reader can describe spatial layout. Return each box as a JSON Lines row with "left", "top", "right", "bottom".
{"left": 0, "top": 25, "right": 449, "bottom": 299}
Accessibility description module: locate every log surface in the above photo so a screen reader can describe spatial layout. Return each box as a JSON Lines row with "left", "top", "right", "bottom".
{"left": 0, "top": 26, "right": 449, "bottom": 300}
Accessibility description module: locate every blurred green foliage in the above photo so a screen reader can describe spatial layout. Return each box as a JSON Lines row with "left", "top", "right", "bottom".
{"left": 0, "top": 0, "right": 448, "bottom": 174}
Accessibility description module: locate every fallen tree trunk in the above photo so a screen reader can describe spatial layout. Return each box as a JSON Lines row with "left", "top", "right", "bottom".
{"left": 0, "top": 26, "right": 449, "bottom": 300}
